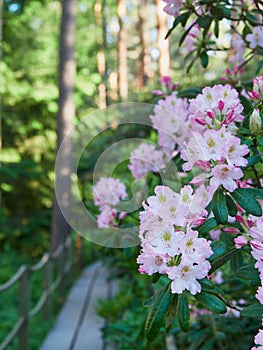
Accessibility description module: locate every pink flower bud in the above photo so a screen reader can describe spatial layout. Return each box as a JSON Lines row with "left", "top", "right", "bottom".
{"left": 119, "top": 211, "right": 128, "bottom": 220}
{"left": 194, "top": 118, "right": 206, "bottom": 125}
{"left": 247, "top": 219, "right": 254, "bottom": 228}
{"left": 190, "top": 175, "right": 206, "bottom": 186}
{"left": 226, "top": 109, "right": 235, "bottom": 123}
{"left": 218, "top": 100, "right": 225, "bottom": 111}
{"left": 235, "top": 214, "right": 244, "bottom": 224}
{"left": 194, "top": 160, "right": 211, "bottom": 171}
{"left": 226, "top": 68, "right": 232, "bottom": 75}
{"left": 207, "top": 111, "right": 215, "bottom": 119}
{"left": 250, "top": 240, "right": 263, "bottom": 250}
{"left": 223, "top": 227, "right": 240, "bottom": 234}
{"left": 193, "top": 217, "right": 207, "bottom": 226}
{"left": 234, "top": 235, "right": 248, "bottom": 249}
{"left": 248, "top": 91, "right": 261, "bottom": 100}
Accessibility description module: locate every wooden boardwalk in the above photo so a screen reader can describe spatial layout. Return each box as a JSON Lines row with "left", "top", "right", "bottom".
{"left": 40, "top": 261, "right": 116, "bottom": 350}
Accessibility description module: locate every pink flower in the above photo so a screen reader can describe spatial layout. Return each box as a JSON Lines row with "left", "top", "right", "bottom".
{"left": 189, "top": 84, "right": 244, "bottom": 129}
{"left": 179, "top": 229, "right": 213, "bottom": 260}
{"left": 223, "top": 227, "right": 240, "bottom": 234}
{"left": 150, "top": 94, "right": 190, "bottom": 154}
{"left": 253, "top": 329, "right": 263, "bottom": 348}
{"left": 97, "top": 208, "right": 117, "bottom": 228}
{"left": 246, "top": 26, "right": 263, "bottom": 49}
{"left": 168, "top": 258, "right": 211, "bottom": 295}
{"left": 137, "top": 244, "right": 169, "bottom": 275}
{"left": 128, "top": 143, "right": 165, "bottom": 179}
{"left": 162, "top": 0, "right": 184, "bottom": 17}
{"left": 210, "top": 164, "right": 243, "bottom": 192}
{"left": 229, "top": 36, "right": 246, "bottom": 63}
{"left": 250, "top": 240, "right": 263, "bottom": 261}
{"left": 152, "top": 76, "right": 178, "bottom": 96}
{"left": 234, "top": 235, "right": 248, "bottom": 249}
{"left": 256, "top": 286, "right": 263, "bottom": 305}
{"left": 93, "top": 177, "right": 127, "bottom": 210}
{"left": 250, "top": 219, "right": 263, "bottom": 241}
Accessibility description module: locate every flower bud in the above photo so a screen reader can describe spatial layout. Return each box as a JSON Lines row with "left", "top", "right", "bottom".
{"left": 249, "top": 109, "right": 262, "bottom": 136}
{"left": 234, "top": 235, "right": 248, "bottom": 249}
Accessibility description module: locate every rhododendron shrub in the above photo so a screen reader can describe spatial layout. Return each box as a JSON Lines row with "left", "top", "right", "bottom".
{"left": 91, "top": 2, "right": 263, "bottom": 348}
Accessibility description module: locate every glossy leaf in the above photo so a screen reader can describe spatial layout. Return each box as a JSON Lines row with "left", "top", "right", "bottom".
{"left": 231, "top": 188, "right": 262, "bottom": 217}
{"left": 195, "top": 217, "right": 218, "bottom": 235}
{"left": 212, "top": 189, "right": 228, "bottom": 224}
{"left": 209, "top": 248, "right": 238, "bottom": 274}
{"left": 145, "top": 286, "right": 171, "bottom": 341}
{"left": 240, "top": 303, "right": 263, "bottom": 318}
{"left": 178, "top": 293, "right": 190, "bottom": 332}
{"left": 195, "top": 291, "right": 227, "bottom": 314}
{"left": 226, "top": 195, "right": 237, "bottom": 217}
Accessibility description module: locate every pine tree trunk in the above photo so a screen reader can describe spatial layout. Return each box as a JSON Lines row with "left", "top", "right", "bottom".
{"left": 51, "top": 0, "right": 76, "bottom": 251}
{"left": 117, "top": 0, "right": 128, "bottom": 101}
{"left": 95, "top": 0, "right": 108, "bottom": 109}
{"left": 137, "top": 0, "right": 146, "bottom": 89}
{"left": 155, "top": 0, "right": 170, "bottom": 77}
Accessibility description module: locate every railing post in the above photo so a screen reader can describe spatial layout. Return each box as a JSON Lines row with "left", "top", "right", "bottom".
{"left": 18, "top": 267, "right": 30, "bottom": 350}
{"left": 43, "top": 256, "right": 52, "bottom": 321}
{"left": 58, "top": 245, "right": 65, "bottom": 302}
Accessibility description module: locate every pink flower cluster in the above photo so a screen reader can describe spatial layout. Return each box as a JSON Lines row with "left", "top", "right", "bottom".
{"left": 189, "top": 84, "right": 244, "bottom": 130}
{"left": 246, "top": 26, "right": 263, "bottom": 49}
{"left": 162, "top": 0, "right": 184, "bottom": 17}
{"left": 128, "top": 143, "right": 166, "bottom": 179}
{"left": 150, "top": 94, "right": 190, "bottom": 154}
{"left": 152, "top": 76, "right": 178, "bottom": 96}
{"left": 248, "top": 218, "right": 263, "bottom": 350}
{"left": 184, "top": 24, "right": 203, "bottom": 52}
{"left": 249, "top": 76, "right": 263, "bottom": 101}
{"left": 162, "top": 0, "right": 205, "bottom": 17}
{"left": 137, "top": 185, "right": 213, "bottom": 294}
{"left": 181, "top": 127, "right": 249, "bottom": 192}
{"left": 92, "top": 177, "right": 127, "bottom": 228}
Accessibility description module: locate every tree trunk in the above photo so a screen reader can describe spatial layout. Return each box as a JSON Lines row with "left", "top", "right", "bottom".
{"left": 117, "top": 0, "right": 128, "bottom": 101}
{"left": 137, "top": 0, "right": 146, "bottom": 89}
{"left": 95, "top": 0, "right": 108, "bottom": 109}
{"left": 155, "top": 0, "right": 170, "bottom": 77}
{"left": 51, "top": 0, "right": 76, "bottom": 251}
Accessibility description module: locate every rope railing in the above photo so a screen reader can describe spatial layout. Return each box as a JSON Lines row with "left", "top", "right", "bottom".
{"left": 0, "top": 235, "right": 74, "bottom": 350}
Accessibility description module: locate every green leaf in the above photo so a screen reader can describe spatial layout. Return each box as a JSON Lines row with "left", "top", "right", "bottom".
{"left": 209, "top": 248, "right": 238, "bottom": 274}
{"left": 165, "top": 294, "right": 178, "bottom": 332}
{"left": 240, "top": 95, "right": 253, "bottom": 116}
{"left": 199, "top": 278, "right": 224, "bottom": 294}
{"left": 197, "top": 16, "right": 212, "bottom": 29}
{"left": 208, "top": 241, "right": 227, "bottom": 262}
{"left": 236, "top": 265, "right": 260, "bottom": 282}
{"left": 152, "top": 273, "right": 161, "bottom": 284}
{"left": 195, "top": 217, "right": 218, "bottom": 235}
{"left": 178, "top": 87, "right": 202, "bottom": 98}
{"left": 200, "top": 51, "right": 209, "bottom": 68}
{"left": 230, "top": 250, "right": 243, "bottom": 272}
{"left": 145, "top": 286, "right": 171, "bottom": 341}
{"left": 178, "top": 293, "right": 190, "bottom": 332}
{"left": 214, "top": 20, "right": 219, "bottom": 38}
{"left": 165, "top": 12, "right": 190, "bottom": 39}
{"left": 179, "top": 23, "right": 196, "bottom": 46}
{"left": 241, "top": 303, "right": 263, "bottom": 318}
{"left": 231, "top": 188, "right": 262, "bottom": 217}
{"left": 212, "top": 188, "right": 228, "bottom": 224}
{"left": 238, "top": 188, "right": 263, "bottom": 199}
{"left": 243, "top": 154, "right": 262, "bottom": 168}
{"left": 195, "top": 291, "right": 227, "bottom": 314}
{"left": 246, "top": 12, "right": 258, "bottom": 26}
{"left": 225, "top": 195, "right": 237, "bottom": 217}
{"left": 210, "top": 6, "right": 225, "bottom": 19}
